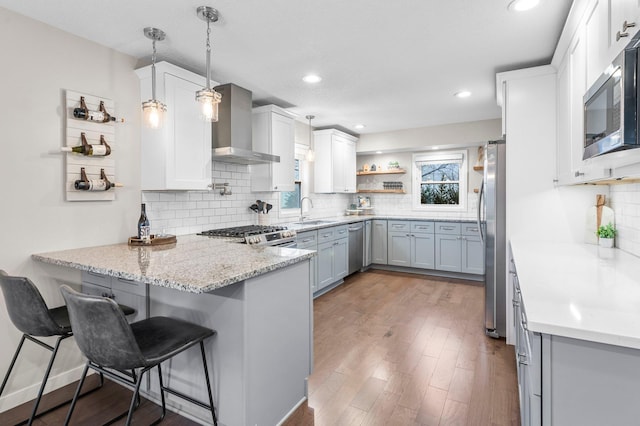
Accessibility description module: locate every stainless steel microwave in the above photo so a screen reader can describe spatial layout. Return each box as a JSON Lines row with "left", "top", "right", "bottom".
{"left": 583, "top": 32, "right": 640, "bottom": 160}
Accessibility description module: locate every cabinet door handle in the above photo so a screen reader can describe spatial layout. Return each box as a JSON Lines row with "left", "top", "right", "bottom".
{"left": 517, "top": 353, "right": 528, "bottom": 366}
{"left": 333, "top": 242, "right": 339, "bottom": 246}
{"left": 623, "top": 20, "right": 636, "bottom": 31}
{"left": 574, "top": 170, "right": 585, "bottom": 177}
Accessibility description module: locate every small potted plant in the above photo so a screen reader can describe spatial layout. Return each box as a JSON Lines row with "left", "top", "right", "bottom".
{"left": 597, "top": 222, "right": 617, "bottom": 248}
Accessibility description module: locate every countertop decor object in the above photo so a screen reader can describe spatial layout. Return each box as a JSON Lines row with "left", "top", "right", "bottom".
{"left": 597, "top": 222, "right": 617, "bottom": 248}
{"left": 586, "top": 194, "right": 614, "bottom": 244}
{"left": 127, "top": 234, "right": 176, "bottom": 246}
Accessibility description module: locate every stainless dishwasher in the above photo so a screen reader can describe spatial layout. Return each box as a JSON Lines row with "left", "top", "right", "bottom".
{"left": 348, "top": 222, "right": 364, "bottom": 275}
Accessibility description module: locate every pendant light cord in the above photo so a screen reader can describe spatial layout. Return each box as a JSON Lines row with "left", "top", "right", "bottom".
{"left": 151, "top": 38, "right": 157, "bottom": 100}
{"left": 205, "top": 20, "right": 211, "bottom": 90}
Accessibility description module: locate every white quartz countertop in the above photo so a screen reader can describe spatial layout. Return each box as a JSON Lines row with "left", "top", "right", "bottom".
{"left": 287, "top": 215, "right": 479, "bottom": 231}
{"left": 32, "top": 234, "right": 315, "bottom": 294}
{"left": 510, "top": 238, "right": 640, "bottom": 349}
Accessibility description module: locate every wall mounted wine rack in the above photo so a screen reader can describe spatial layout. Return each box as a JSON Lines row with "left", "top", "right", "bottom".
{"left": 64, "top": 90, "right": 119, "bottom": 201}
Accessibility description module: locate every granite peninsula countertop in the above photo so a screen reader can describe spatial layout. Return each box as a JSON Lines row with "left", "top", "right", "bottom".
{"left": 32, "top": 234, "right": 315, "bottom": 294}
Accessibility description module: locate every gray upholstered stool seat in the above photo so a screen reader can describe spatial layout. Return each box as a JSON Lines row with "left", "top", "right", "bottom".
{"left": 0, "top": 270, "right": 133, "bottom": 425}
{"left": 60, "top": 285, "right": 218, "bottom": 426}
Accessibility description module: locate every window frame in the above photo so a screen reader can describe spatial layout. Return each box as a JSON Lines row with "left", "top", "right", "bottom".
{"left": 412, "top": 149, "right": 468, "bottom": 212}
{"left": 279, "top": 144, "right": 310, "bottom": 218}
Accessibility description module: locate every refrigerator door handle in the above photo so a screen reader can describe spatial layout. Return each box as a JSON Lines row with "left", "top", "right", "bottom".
{"left": 477, "top": 177, "right": 485, "bottom": 243}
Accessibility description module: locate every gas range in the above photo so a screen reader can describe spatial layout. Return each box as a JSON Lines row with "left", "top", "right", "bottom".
{"left": 197, "top": 225, "right": 297, "bottom": 247}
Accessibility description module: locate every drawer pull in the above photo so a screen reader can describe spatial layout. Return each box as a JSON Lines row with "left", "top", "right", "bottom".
{"left": 442, "top": 226, "right": 455, "bottom": 230}
{"left": 301, "top": 238, "right": 312, "bottom": 243}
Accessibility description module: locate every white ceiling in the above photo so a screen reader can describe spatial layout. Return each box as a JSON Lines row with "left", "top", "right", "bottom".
{"left": 0, "top": 0, "right": 572, "bottom": 135}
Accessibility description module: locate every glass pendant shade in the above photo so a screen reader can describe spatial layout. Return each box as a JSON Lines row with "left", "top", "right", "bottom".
{"left": 306, "top": 115, "right": 315, "bottom": 162}
{"left": 142, "top": 100, "right": 166, "bottom": 129}
{"left": 197, "top": 6, "right": 222, "bottom": 123}
{"left": 196, "top": 87, "right": 222, "bottom": 122}
{"left": 142, "top": 27, "right": 166, "bottom": 129}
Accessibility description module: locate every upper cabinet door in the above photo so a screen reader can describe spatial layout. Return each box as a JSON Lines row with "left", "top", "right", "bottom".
{"left": 313, "top": 129, "right": 358, "bottom": 193}
{"left": 609, "top": 0, "right": 640, "bottom": 60}
{"left": 251, "top": 105, "right": 296, "bottom": 192}
{"left": 136, "top": 62, "right": 213, "bottom": 190}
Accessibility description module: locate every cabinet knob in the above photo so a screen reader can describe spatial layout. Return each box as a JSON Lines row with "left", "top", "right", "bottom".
{"left": 207, "top": 183, "right": 213, "bottom": 189}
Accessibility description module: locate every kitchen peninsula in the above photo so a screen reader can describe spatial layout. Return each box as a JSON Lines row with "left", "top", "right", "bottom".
{"left": 32, "top": 235, "right": 315, "bottom": 426}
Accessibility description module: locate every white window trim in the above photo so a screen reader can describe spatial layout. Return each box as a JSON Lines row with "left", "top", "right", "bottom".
{"left": 279, "top": 144, "right": 310, "bottom": 218}
{"left": 412, "top": 149, "right": 468, "bottom": 212}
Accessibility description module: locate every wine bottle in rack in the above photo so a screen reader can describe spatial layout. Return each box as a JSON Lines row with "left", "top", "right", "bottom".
{"left": 73, "top": 97, "right": 124, "bottom": 123}
{"left": 61, "top": 133, "right": 111, "bottom": 156}
{"left": 137, "top": 203, "right": 151, "bottom": 240}
{"left": 74, "top": 168, "right": 123, "bottom": 191}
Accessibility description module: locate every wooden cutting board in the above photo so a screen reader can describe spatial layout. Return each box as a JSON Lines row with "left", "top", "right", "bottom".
{"left": 585, "top": 194, "right": 614, "bottom": 244}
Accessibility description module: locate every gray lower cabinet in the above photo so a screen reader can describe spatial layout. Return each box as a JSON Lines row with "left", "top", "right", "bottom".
{"left": 296, "top": 230, "right": 318, "bottom": 294}
{"left": 434, "top": 234, "right": 461, "bottom": 272}
{"left": 435, "top": 222, "right": 484, "bottom": 274}
{"left": 411, "top": 233, "right": 435, "bottom": 269}
{"left": 388, "top": 221, "right": 435, "bottom": 268}
{"left": 388, "top": 231, "right": 411, "bottom": 266}
{"left": 81, "top": 271, "right": 146, "bottom": 322}
{"left": 364, "top": 220, "right": 372, "bottom": 267}
{"left": 371, "top": 220, "right": 388, "bottom": 264}
{"left": 315, "top": 225, "right": 349, "bottom": 292}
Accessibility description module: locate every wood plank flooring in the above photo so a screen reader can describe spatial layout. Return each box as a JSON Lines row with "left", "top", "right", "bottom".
{"left": 285, "top": 270, "right": 520, "bottom": 426}
{"left": 1, "top": 269, "right": 519, "bottom": 426}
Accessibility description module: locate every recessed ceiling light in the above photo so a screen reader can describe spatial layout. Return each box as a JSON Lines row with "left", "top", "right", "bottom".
{"left": 454, "top": 90, "right": 472, "bottom": 98}
{"left": 508, "top": 0, "right": 540, "bottom": 12}
{"left": 431, "top": 146, "right": 439, "bottom": 150}
{"left": 302, "top": 74, "right": 322, "bottom": 84}
{"left": 355, "top": 124, "right": 365, "bottom": 130}
{"left": 376, "top": 151, "right": 383, "bottom": 154}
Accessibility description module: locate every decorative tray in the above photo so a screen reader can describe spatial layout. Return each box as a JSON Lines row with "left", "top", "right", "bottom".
{"left": 127, "top": 235, "right": 177, "bottom": 246}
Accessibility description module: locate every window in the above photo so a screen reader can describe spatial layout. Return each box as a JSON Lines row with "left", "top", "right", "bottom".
{"left": 280, "top": 159, "right": 301, "bottom": 210}
{"left": 412, "top": 150, "right": 467, "bottom": 211}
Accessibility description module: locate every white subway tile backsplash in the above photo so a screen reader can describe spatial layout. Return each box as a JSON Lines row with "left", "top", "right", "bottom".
{"left": 610, "top": 182, "right": 640, "bottom": 257}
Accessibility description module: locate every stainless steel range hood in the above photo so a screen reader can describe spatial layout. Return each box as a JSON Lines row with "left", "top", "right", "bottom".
{"left": 212, "top": 83, "right": 280, "bottom": 165}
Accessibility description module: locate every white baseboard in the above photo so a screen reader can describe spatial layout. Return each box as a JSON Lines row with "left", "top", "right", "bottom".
{"left": 0, "top": 365, "right": 89, "bottom": 413}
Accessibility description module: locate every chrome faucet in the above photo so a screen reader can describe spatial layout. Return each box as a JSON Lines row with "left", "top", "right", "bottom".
{"left": 300, "top": 197, "right": 314, "bottom": 222}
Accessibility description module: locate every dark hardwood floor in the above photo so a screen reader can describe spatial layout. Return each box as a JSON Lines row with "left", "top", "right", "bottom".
{"left": 1, "top": 270, "right": 519, "bottom": 426}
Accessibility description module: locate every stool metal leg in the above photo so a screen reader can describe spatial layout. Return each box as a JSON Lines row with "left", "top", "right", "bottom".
{"left": 64, "top": 361, "right": 90, "bottom": 426}
{"left": 200, "top": 341, "right": 218, "bottom": 426}
{"left": 157, "top": 364, "right": 167, "bottom": 422}
{"left": 27, "top": 335, "right": 64, "bottom": 425}
{"left": 124, "top": 370, "right": 146, "bottom": 426}
{"left": 0, "top": 334, "right": 27, "bottom": 399}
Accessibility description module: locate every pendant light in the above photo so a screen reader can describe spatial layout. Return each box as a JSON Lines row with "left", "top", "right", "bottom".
{"left": 196, "top": 6, "right": 222, "bottom": 122}
{"left": 306, "top": 115, "right": 315, "bottom": 162}
{"left": 142, "top": 27, "right": 167, "bottom": 129}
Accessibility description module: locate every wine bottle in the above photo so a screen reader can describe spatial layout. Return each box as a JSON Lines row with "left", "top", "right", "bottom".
{"left": 74, "top": 167, "right": 122, "bottom": 191}
{"left": 137, "top": 203, "right": 151, "bottom": 240}
{"left": 73, "top": 97, "right": 124, "bottom": 123}
{"left": 73, "top": 179, "right": 123, "bottom": 191}
{"left": 61, "top": 133, "right": 111, "bottom": 156}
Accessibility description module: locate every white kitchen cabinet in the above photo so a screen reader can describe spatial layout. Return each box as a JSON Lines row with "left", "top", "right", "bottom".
{"left": 135, "top": 62, "right": 214, "bottom": 190}
{"left": 313, "top": 129, "right": 358, "bottom": 193}
{"left": 554, "top": 0, "right": 640, "bottom": 185}
{"left": 251, "top": 105, "right": 296, "bottom": 192}
{"left": 371, "top": 220, "right": 388, "bottom": 264}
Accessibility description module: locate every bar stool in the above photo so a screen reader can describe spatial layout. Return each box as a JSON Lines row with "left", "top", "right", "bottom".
{"left": 0, "top": 270, "right": 133, "bottom": 425}
{"left": 60, "top": 285, "right": 218, "bottom": 426}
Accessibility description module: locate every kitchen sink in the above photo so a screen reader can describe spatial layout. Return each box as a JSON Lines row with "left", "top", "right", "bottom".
{"left": 292, "top": 220, "right": 335, "bottom": 226}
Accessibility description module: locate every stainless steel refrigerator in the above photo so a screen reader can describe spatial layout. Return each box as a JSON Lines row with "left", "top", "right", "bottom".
{"left": 477, "top": 140, "right": 506, "bottom": 338}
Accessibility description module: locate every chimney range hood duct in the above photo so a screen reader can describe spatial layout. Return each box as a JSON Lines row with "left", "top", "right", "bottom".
{"left": 211, "top": 83, "right": 280, "bottom": 165}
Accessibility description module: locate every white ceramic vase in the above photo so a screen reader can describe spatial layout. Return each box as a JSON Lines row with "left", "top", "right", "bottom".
{"left": 599, "top": 237, "right": 614, "bottom": 248}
